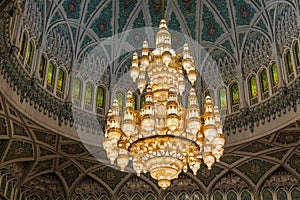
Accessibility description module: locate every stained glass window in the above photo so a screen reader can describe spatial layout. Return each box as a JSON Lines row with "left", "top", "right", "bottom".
{"left": 47, "top": 62, "right": 55, "bottom": 86}
{"left": 219, "top": 87, "right": 227, "bottom": 108}
{"left": 20, "top": 32, "right": 27, "bottom": 57}
{"left": 85, "top": 83, "right": 93, "bottom": 105}
{"left": 116, "top": 92, "right": 124, "bottom": 109}
{"left": 96, "top": 86, "right": 105, "bottom": 108}
{"left": 291, "top": 188, "right": 300, "bottom": 199}
{"left": 179, "top": 193, "right": 189, "bottom": 200}
{"left": 145, "top": 194, "right": 155, "bottom": 200}
{"left": 25, "top": 41, "right": 33, "bottom": 66}
{"left": 231, "top": 83, "right": 239, "bottom": 105}
{"left": 141, "top": 93, "right": 145, "bottom": 107}
{"left": 295, "top": 42, "right": 300, "bottom": 66}
{"left": 39, "top": 55, "right": 46, "bottom": 79}
{"left": 262, "top": 190, "right": 273, "bottom": 200}
{"left": 164, "top": 193, "right": 175, "bottom": 200}
{"left": 192, "top": 192, "right": 202, "bottom": 200}
{"left": 73, "top": 78, "right": 81, "bottom": 100}
{"left": 132, "top": 93, "right": 137, "bottom": 109}
{"left": 286, "top": 51, "right": 293, "bottom": 75}
{"left": 249, "top": 76, "right": 257, "bottom": 98}
{"left": 261, "top": 69, "right": 269, "bottom": 93}
{"left": 271, "top": 63, "right": 278, "bottom": 86}
{"left": 57, "top": 69, "right": 65, "bottom": 92}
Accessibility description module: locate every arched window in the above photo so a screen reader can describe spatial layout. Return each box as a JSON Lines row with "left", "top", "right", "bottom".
{"left": 219, "top": 87, "right": 227, "bottom": 109}
{"left": 291, "top": 188, "right": 300, "bottom": 199}
{"left": 164, "top": 193, "right": 175, "bottom": 200}
{"left": 20, "top": 32, "right": 27, "bottom": 58}
{"left": 132, "top": 93, "right": 137, "bottom": 110}
{"left": 285, "top": 51, "right": 294, "bottom": 79}
{"left": 47, "top": 62, "right": 56, "bottom": 92}
{"left": 141, "top": 93, "right": 145, "bottom": 108}
{"left": 132, "top": 194, "right": 142, "bottom": 200}
{"left": 25, "top": 41, "right": 34, "bottom": 67}
{"left": 249, "top": 75, "right": 257, "bottom": 98}
{"left": 277, "top": 189, "right": 287, "bottom": 200}
{"left": 231, "top": 83, "right": 239, "bottom": 105}
{"left": 116, "top": 91, "right": 124, "bottom": 110}
{"left": 213, "top": 191, "right": 223, "bottom": 200}
{"left": 271, "top": 63, "right": 278, "bottom": 87}
{"left": 241, "top": 190, "right": 251, "bottom": 200}
{"left": 294, "top": 42, "right": 300, "bottom": 67}
{"left": 39, "top": 55, "right": 46, "bottom": 79}
{"left": 96, "top": 86, "right": 105, "bottom": 115}
{"left": 73, "top": 78, "right": 82, "bottom": 100}
{"left": 262, "top": 189, "right": 273, "bottom": 200}
{"left": 227, "top": 191, "right": 237, "bottom": 200}
{"left": 56, "top": 69, "right": 66, "bottom": 98}
{"left": 145, "top": 194, "right": 156, "bottom": 200}
{"left": 261, "top": 69, "right": 269, "bottom": 94}
{"left": 85, "top": 83, "right": 93, "bottom": 105}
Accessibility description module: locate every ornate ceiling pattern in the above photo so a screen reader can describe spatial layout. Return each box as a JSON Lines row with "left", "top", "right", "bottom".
{"left": 0, "top": 91, "right": 299, "bottom": 199}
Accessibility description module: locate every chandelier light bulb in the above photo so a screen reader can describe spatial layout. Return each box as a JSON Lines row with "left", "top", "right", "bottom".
{"left": 104, "top": 19, "right": 225, "bottom": 190}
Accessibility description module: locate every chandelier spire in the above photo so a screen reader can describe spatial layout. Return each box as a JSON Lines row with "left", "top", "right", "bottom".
{"left": 104, "top": 19, "right": 225, "bottom": 190}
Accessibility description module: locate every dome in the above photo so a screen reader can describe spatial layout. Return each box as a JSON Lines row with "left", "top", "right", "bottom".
{"left": 0, "top": 0, "right": 299, "bottom": 199}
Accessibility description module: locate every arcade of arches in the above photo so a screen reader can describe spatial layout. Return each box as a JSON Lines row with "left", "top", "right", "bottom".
{"left": 0, "top": 0, "right": 300, "bottom": 199}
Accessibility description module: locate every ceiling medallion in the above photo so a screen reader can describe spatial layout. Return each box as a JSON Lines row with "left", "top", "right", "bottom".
{"left": 103, "top": 19, "right": 225, "bottom": 190}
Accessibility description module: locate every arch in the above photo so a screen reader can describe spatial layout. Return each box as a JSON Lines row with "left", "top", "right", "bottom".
{"left": 164, "top": 192, "right": 176, "bottom": 200}
{"left": 132, "top": 92, "right": 137, "bottom": 110}
{"left": 227, "top": 190, "right": 237, "bottom": 200}
{"left": 212, "top": 191, "right": 223, "bottom": 200}
{"left": 293, "top": 41, "right": 300, "bottom": 67}
{"left": 20, "top": 31, "right": 28, "bottom": 58}
{"left": 218, "top": 87, "right": 227, "bottom": 109}
{"left": 145, "top": 193, "right": 156, "bottom": 200}
{"left": 230, "top": 82, "right": 239, "bottom": 106}
{"left": 284, "top": 50, "right": 294, "bottom": 81}
{"left": 179, "top": 192, "right": 189, "bottom": 200}
{"left": 270, "top": 62, "right": 279, "bottom": 88}
{"left": 192, "top": 191, "right": 203, "bottom": 200}
{"left": 241, "top": 190, "right": 252, "bottom": 200}
{"left": 115, "top": 91, "right": 124, "bottom": 111}
{"left": 291, "top": 187, "right": 300, "bottom": 199}
{"left": 276, "top": 188, "right": 288, "bottom": 200}
{"left": 96, "top": 85, "right": 106, "bottom": 115}
{"left": 249, "top": 75, "right": 258, "bottom": 99}
{"left": 46, "top": 61, "right": 56, "bottom": 92}
{"left": 25, "top": 40, "right": 34, "bottom": 68}
{"left": 39, "top": 54, "right": 47, "bottom": 80}
{"left": 261, "top": 189, "right": 273, "bottom": 200}
{"left": 260, "top": 69, "right": 269, "bottom": 94}
{"left": 85, "top": 82, "right": 94, "bottom": 106}
{"left": 73, "top": 77, "right": 82, "bottom": 101}
{"left": 56, "top": 68, "right": 66, "bottom": 98}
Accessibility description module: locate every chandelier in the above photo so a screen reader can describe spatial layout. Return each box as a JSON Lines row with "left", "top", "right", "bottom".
{"left": 103, "top": 19, "right": 225, "bottom": 190}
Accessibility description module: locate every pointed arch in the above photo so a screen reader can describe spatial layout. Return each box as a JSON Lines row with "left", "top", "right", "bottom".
{"left": 46, "top": 61, "right": 56, "bottom": 92}
{"left": 96, "top": 85, "right": 106, "bottom": 115}
{"left": 39, "top": 54, "right": 47, "bottom": 80}
{"left": 56, "top": 68, "right": 66, "bottom": 98}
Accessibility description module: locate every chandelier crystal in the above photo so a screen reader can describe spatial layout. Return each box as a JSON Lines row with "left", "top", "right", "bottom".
{"left": 103, "top": 19, "right": 225, "bottom": 190}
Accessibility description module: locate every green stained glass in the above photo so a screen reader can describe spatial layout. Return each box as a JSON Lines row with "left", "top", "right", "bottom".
{"left": 286, "top": 51, "right": 293, "bottom": 75}
{"left": 249, "top": 76, "right": 257, "bottom": 98}
{"left": 85, "top": 83, "right": 93, "bottom": 105}
{"left": 271, "top": 63, "right": 278, "bottom": 86}
{"left": 295, "top": 42, "right": 300, "bottom": 66}
{"left": 20, "top": 32, "right": 27, "bottom": 57}
{"left": 141, "top": 94, "right": 145, "bottom": 107}
{"left": 227, "top": 191, "right": 237, "bottom": 200}
{"left": 213, "top": 192, "right": 223, "bottom": 200}
{"left": 241, "top": 191, "right": 251, "bottom": 200}
{"left": 116, "top": 92, "right": 123, "bottom": 109}
{"left": 178, "top": 96, "right": 182, "bottom": 105}
{"left": 96, "top": 86, "right": 105, "bottom": 108}
{"left": 231, "top": 83, "right": 239, "bottom": 105}
{"left": 291, "top": 188, "right": 300, "bottom": 199}
{"left": 57, "top": 69, "right": 65, "bottom": 92}
{"left": 39, "top": 55, "right": 46, "bottom": 79}
{"left": 47, "top": 62, "right": 55, "bottom": 86}
{"left": 261, "top": 70, "right": 269, "bottom": 93}
{"left": 73, "top": 78, "right": 81, "bottom": 100}
{"left": 277, "top": 189, "right": 287, "bottom": 200}
{"left": 25, "top": 42, "right": 33, "bottom": 66}
{"left": 219, "top": 87, "right": 227, "bottom": 108}
{"left": 132, "top": 93, "right": 137, "bottom": 109}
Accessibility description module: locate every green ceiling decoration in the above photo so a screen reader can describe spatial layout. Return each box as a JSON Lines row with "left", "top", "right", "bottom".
{"left": 4, "top": 140, "right": 33, "bottom": 161}
{"left": 221, "top": 40, "right": 234, "bottom": 54}
{"left": 84, "top": 0, "right": 103, "bottom": 23}
{"left": 201, "top": 4, "right": 224, "bottom": 43}
{"left": 233, "top": 0, "right": 256, "bottom": 26}
{"left": 92, "top": 167, "right": 127, "bottom": 190}
{"left": 63, "top": 0, "right": 82, "bottom": 19}
{"left": 176, "top": 0, "right": 197, "bottom": 39}
{"left": 13, "top": 123, "right": 28, "bottom": 137}
{"left": 288, "top": 153, "right": 300, "bottom": 174}
{"left": 209, "top": 0, "right": 231, "bottom": 29}
{"left": 220, "top": 155, "right": 243, "bottom": 165}
{"left": 237, "top": 159, "right": 274, "bottom": 184}
{"left": 275, "top": 132, "right": 300, "bottom": 145}
{"left": 239, "top": 141, "right": 274, "bottom": 153}
{"left": 126, "top": 10, "right": 146, "bottom": 49}
{"left": 39, "top": 146, "right": 56, "bottom": 157}
{"left": 196, "top": 164, "right": 223, "bottom": 186}
{"left": 0, "top": 117, "right": 7, "bottom": 135}
{"left": 61, "top": 164, "right": 82, "bottom": 188}
{"left": 118, "top": 0, "right": 138, "bottom": 33}
{"left": 255, "top": 19, "right": 268, "bottom": 31}
{"left": 33, "top": 130, "right": 56, "bottom": 147}
{"left": 91, "top": 1, "right": 112, "bottom": 39}
{"left": 266, "top": 149, "right": 289, "bottom": 160}
{"left": 32, "top": 159, "right": 54, "bottom": 174}
{"left": 148, "top": 0, "right": 165, "bottom": 27}
{"left": 77, "top": 159, "right": 99, "bottom": 170}
{"left": 61, "top": 143, "right": 86, "bottom": 155}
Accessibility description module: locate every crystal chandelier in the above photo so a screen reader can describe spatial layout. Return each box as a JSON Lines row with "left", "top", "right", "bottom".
{"left": 103, "top": 19, "right": 225, "bottom": 190}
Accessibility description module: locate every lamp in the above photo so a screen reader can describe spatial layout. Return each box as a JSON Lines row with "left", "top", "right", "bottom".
{"left": 104, "top": 20, "right": 225, "bottom": 190}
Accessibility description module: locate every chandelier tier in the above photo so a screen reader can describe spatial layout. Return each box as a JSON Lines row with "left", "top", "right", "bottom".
{"left": 103, "top": 19, "right": 225, "bottom": 190}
